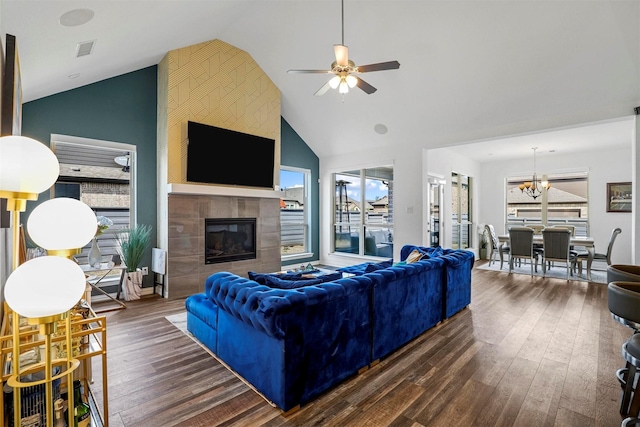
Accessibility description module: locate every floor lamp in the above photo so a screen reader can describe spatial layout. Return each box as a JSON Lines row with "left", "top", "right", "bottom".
{"left": 0, "top": 136, "right": 96, "bottom": 426}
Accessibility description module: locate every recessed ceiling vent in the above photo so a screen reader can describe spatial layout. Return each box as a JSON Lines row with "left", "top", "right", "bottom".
{"left": 76, "top": 40, "right": 95, "bottom": 57}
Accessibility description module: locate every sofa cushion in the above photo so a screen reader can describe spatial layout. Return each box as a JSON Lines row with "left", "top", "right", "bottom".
{"left": 364, "top": 259, "right": 393, "bottom": 273}
{"left": 264, "top": 275, "right": 323, "bottom": 289}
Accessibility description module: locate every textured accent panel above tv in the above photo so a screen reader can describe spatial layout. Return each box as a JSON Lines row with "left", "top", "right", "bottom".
{"left": 161, "top": 38, "right": 281, "bottom": 186}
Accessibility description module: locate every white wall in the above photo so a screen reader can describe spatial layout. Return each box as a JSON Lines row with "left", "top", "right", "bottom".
{"left": 634, "top": 116, "right": 639, "bottom": 264}
{"left": 479, "top": 146, "right": 633, "bottom": 264}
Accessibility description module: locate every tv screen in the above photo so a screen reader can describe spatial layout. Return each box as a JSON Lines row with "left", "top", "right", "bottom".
{"left": 187, "top": 121, "right": 275, "bottom": 189}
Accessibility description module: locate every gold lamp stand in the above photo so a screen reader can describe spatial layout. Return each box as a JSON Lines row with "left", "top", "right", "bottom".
{"left": 0, "top": 136, "right": 91, "bottom": 427}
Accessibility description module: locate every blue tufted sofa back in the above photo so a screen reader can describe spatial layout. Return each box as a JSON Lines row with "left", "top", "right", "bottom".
{"left": 204, "top": 271, "right": 374, "bottom": 339}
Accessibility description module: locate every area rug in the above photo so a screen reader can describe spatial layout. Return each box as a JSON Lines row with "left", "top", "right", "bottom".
{"left": 165, "top": 312, "right": 277, "bottom": 408}
{"left": 477, "top": 259, "right": 607, "bottom": 284}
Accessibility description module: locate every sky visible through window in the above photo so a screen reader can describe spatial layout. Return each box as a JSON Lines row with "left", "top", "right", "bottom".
{"left": 281, "top": 170, "right": 389, "bottom": 201}
{"left": 334, "top": 173, "right": 388, "bottom": 201}
{"left": 280, "top": 170, "right": 303, "bottom": 190}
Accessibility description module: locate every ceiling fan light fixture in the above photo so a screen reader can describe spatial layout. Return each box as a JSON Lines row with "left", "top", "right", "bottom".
{"left": 329, "top": 75, "right": 341, "bottom": 89}
{"left": 287, "top": 0, "right": 399, "bottom": 97}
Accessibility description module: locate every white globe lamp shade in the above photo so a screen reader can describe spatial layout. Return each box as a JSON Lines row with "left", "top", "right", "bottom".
{"left": 346, "top": 75, "right": 357, "bottom": 88}
{"left": 28, "top": 198, "right": 97, "bottom": 250}
{"left": 4, "top": 256, "right": 86, "bottom": 318}
{"left": 329, "top": 75, "right": 341, "bottom": 89}
{"left": 0, "top": 135, "right": 59, "bottom": 194}
{"left": 339, "top": 80, "right": 349, "bottom": 94}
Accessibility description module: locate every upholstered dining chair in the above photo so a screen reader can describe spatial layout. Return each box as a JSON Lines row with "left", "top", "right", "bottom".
{"left": 527, "top": 224, "right": 545, "bottom": 235}
{"left": 508, "top": 227, "right": 539, "bottom": 276}
{"left": 573, "top": 227, "right": 622, "bottom": 275}
{"left": 549, "top": 224, "right": 578, "bottom": 261}
{"left": 549, "top": 224, "right": 576, "bottom": 235}
{"left": 486, "top": 224, "right": 509, "bottom": 269}
{"left": 541, "top": 228, "right": 573, "bottom": 279}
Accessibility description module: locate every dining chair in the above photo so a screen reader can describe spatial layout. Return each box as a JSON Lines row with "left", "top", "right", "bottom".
{"left": 541, "top": 228, "right": 572, "bottom": 279}
{"left": 573, "top": 227, "right": 622, "bottom": 275}
{"left": 549, "top": 224, "right": 575, "bottom": 236}
{"left": 527, "top": 224, "right": 545, "bottom": 235}
{"left": 486, "top": 224, "right": 510, "bottom": 269}
{"left": 508, "top": 227, "right": 539, "bottom": 276}
{"left": 549, "top": 224, "right": 578, "bottom": 263}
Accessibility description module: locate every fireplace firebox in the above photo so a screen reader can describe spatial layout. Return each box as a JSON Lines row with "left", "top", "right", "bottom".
{"left": 205, "top": 218, "right": 256, "bottom": 264}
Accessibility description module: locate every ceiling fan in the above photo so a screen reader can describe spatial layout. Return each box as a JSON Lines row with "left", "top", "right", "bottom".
{"left": 287, "top": 0, "right": 400, "bottom": 96}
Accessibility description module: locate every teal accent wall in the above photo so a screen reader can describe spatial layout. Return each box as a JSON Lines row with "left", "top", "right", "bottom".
{"left": 280, "top": 117, "right": 320, "bottom": 265}
{"left": 21, "top": 66, "right": 158, "bottom": 284}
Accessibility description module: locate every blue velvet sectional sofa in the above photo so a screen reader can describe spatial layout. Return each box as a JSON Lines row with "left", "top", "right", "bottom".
{"left": 185, "top": 245, "right": 474, "bottom": 412}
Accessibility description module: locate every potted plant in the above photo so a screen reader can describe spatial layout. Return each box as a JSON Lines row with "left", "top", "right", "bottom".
{"left": 117, "top": 224, "right": 152, "bottom": 301}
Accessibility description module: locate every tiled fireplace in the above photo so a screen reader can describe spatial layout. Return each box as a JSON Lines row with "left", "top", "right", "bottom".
{"left": 167, "top": 192, "right": 281, "bottom": 298}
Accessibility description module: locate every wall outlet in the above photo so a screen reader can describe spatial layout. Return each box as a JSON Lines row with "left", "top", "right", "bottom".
{"left": 142, "top": 266, "right": 149, "bottom": 275}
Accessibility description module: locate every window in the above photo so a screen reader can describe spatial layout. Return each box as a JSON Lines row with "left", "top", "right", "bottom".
{"left": 333, "top": 166, "right": 393, "bottom": 258}
{"left": 280, "top": 167, "right": 311, "bottom": 258}
{"left": 451, "top": 172, "right": 472, "bottom": 249}
{"left": 506, "top": 171, "right": 589, "bottom": 235}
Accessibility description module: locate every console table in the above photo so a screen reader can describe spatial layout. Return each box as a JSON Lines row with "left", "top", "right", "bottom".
{"left": 81, "top": 263, "right": 127, "bottom": 312}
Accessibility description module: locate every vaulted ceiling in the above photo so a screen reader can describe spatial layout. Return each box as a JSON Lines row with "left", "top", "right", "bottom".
{"left": 2, "top": 1, "right": 638, "bottom": 160}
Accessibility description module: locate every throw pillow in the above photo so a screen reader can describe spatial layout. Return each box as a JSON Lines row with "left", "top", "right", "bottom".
{"left": 248, "top": 271, "right": 268, "bottom": 284}
{"left": 428, "top": 246, "right": 444, "bottom": 257}
{"left": 264, "top": 275, "right": 323, "bottom": 289}
{"left": 248, "top": 271, "right": 303, "bottom": 285}
{"left": 364, "top": 259, "right": 394, "bottom": 273}
{"left": 406, "top": 249, "right": 424, "bottom": 264}
{"left": 317, "top": 272, "right": 341, "bottom": 282}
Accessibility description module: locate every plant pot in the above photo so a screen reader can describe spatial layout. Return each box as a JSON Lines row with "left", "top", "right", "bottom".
{"left": 122, "top": 269, "right": 143, "bottom": 301}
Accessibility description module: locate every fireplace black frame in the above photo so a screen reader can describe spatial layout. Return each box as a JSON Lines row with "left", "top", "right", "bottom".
{"left": 205, "top": 218, "right": 257, "bottom": 264}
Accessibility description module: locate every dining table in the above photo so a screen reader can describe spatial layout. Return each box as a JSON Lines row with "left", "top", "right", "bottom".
{"left": 498, "top": 234, "right": 596, "bottom": 280}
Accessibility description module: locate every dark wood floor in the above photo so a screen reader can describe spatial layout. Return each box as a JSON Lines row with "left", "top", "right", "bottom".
{"left": 90, "top": 261, "right": 630, "bottom": 426}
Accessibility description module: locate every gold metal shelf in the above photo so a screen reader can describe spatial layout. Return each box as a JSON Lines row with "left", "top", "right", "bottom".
{"left": 0, "top": 306, "right": 108, "bottom": 426}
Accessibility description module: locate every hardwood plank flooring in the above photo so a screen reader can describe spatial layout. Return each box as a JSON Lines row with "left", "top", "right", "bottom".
{"left": 89, "top": 262, "right": 630, "bottom": 426}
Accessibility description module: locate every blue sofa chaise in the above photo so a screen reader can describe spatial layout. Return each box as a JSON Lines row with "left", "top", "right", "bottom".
{"left": 185, "top": 246, "right": 473, "bottom": 412}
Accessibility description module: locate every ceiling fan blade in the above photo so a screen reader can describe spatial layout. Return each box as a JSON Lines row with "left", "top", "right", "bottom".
{"left": 314, "top": 80, "right": 333, "bottom": 96}
{"left": 357, "top": 60, "right": 400, "bottom": 73}
{"left": 355, "top": 77, "right": 377, "bottom": 94}
{"left": 334, "top": 44, "right": 349, "bottom": 67}
{"left": 287, "top": 69, "right": 333, "bottom": 74}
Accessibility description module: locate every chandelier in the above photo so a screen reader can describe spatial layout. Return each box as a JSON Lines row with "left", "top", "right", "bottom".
{"left": 519, "top": 147, "right": 550, "bottom": 199}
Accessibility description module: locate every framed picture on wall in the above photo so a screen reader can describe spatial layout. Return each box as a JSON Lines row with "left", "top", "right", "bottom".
{"left": 607, "top": 182, "right": 632, "bottom": 213}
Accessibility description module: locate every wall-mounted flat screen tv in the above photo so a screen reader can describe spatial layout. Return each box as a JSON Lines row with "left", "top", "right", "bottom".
{"left": 187, "top": 121, "right": 275, "bottom": 189}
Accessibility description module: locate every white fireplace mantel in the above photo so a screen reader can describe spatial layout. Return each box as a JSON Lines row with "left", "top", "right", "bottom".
{"left": 167, "top": 183, "right": 284, "bottom": 199}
